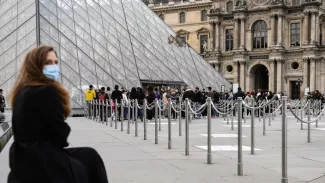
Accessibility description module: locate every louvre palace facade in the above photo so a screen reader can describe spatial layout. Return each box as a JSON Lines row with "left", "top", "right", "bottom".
{"left": 144, "top": 0, "right": 325, "bottom": 99}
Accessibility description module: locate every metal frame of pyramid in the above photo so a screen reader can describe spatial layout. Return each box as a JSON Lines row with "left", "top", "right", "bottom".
{"left": 0, "top": 0, "right": 231, "bottom": 108}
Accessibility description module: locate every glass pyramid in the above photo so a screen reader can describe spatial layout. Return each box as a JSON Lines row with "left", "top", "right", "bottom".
{"left": 0, "top": 0, "right": 231, "bottom": 108}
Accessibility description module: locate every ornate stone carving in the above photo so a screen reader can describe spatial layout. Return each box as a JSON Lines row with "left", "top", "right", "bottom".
{"left": 270, "top": 0, "right": 283, "bottom": 5}
{"left": 251, "top": 0, "right": 271, "bottom": 6}
{"left": 235, "top": 0, "right": 247, "bottom": 10}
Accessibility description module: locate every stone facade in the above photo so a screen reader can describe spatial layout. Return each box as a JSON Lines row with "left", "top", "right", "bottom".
{"left": 145, "top": 0, "right": 325, "bottom": 99}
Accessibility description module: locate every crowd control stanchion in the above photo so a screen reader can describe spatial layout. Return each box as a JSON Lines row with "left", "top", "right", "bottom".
{"left": 106, "top": 99, "right": 109, "bottom": 126}
{"left": 227, "top": 102, "right": 230, "bottom": 125}
{"left": 154, "top": 99, "right": 158, "bottom": 144}
{"left": 127, "top": 99, "right": 131, "bottom": 134}
{"left": 168, "top": 98, "right": 172, "bottom": 149}
{"left": 263, "top": 104, "right": 266, "bottom": 136}
{"left": 272, "top": 101, "right": 275, "bottom": 120}
{"left": 179, "top": 97, "right": 182, "bottom": 136}
{"left": 121, "top": 100, "right": 124, "bottom": 132}
{"left": 231, "top": 101, "right": 234, "bottom": 130}
{"left": 300, "top": 102, "right": 303, "bottom": 130}
{"left": 268, "top": 102, "right": 271, "bottom": 126}
{"left": 316, "top": 101, "right": 319, "bottom": 128}
{"left": 185, "top": 98, "right": 189, "bottom": 156}
{"left": 281, "top": 96, "right": 288, "bottom": 183}
{"left": 115, "top": 99, "right": 118, "bottom": 129}
{"left": 144, "top": 99, "right": 147, "bottom": 140}
{"left": 96, "top": 100, "right": 99, "bottom": 122}
{"left": 223, "top": 101, "right": 226, "bottom": 120}
{"left": 307, "top": 101, "right": 311, "bottom": 143}
{"left": 258, "top": 102, "right": 261, "bottom": 122}
{"left": 131, "top": 100, "right": 134, "bottom": 124}
{"left": 251, "top": 106, "right": 255, "bottom": 155}
{"left": 110, "top": 99, "right": 113, "bottom": 127}
{"left": 237, "top": 97, "right": 243, "bottom": 176}
{"left": 135, "top": 99, "right": 138, "bottom": 137}
{"left": 189, "top": 100, "right": 192, "bottom": 123}
{"left": 159, "top": 99, "right": 162, "bottom": 131}
{"left": 207, "top": 97, "right": 212, "bottom": 164}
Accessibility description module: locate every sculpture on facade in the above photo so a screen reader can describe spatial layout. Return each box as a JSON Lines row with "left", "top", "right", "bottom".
{"left": 271, "top": 0, "right": 283, "bottom": 5}
{"left": 203, "top": 41, "right": 208, "bottom": 53}
{"left": 235, "top": 0, "right": 247, "bottom": 10}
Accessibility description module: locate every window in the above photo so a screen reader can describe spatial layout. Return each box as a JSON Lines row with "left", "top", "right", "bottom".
{"left": 320, "top": 25, "right": 323, "bottom": 46}
{"left": 290, "top": 23, "right": 300, "bottom": 47}
{"left": 226, "top": 1, "right": 233, "bottom": 12}
{"left": 253, "top": 21, "right": 268, "bottom": 49}
{"left": 180, "top": 12, "right": 185, "bottom": 23}
{"left": 179, "top": 36, "right": 186, "bottom": 43}
{"left": 201, "top": 10, "right": 207, "bottom": 21}
{"left": 292, "top": 0, "right": 300, "bottom": 6}
{"left": 225, "top": 29, "right": 234, "bottom": 51}
{"left": 159, "top": 14, "right": 164, "bottom": 21}
{"left": 200, "top": 35, "right": 208, "bottom": 53}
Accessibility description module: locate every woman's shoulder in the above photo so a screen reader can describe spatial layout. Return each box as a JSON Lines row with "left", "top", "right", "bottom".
{"left": 19, "top": 85, "right": 57, "bottom": 98}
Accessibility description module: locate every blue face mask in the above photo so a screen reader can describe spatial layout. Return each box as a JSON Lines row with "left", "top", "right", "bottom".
{"left": 43, "top": 65, "right": 60, "bottom": 81}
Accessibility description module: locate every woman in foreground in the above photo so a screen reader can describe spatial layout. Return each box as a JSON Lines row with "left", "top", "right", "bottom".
{"left": 8, "top": 46, "right": 109, "bottom": 183}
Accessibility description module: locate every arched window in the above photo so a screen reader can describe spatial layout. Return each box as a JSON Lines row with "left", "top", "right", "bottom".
{"left": 226, "top": 1, "right": 233, "bottom": 12}
{"left": 180, "top": 12, "right": 185, "bottom": 23}
{"left": 159, "top": 14, "right": 164, "bottom": 21}
{"left": 253, "top": 20, "right": 268, "bottom": 49}
{"left": 201, "top": 10, "right": 207, "bottom": 21}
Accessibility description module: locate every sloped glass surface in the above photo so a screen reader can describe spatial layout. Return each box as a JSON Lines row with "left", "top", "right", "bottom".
{"left": 0, "top": 0, "right": 231, "bottom": 107}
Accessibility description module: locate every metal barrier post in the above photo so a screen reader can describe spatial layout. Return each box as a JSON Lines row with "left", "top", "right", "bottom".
{"left": 159, "top": 99, "right": 162, "bottom": 131}
{"left": 168, "top": 98, "right": 172, "bottom": 149}
{"left": 110, "top": 99, "right": 113, "bottom": 127}
{"left": 237, "top": 97, "right": 243, "bottom": 176}
{"left": 115, "top": 99, "right": 118, "bottom": 129}
{"left": 144, "top": 99, "right": 147, "bottom": 140}
{"left": 223, "top": 101, "right": 226, "bottom": 120}
{"left": 135, "top": 99, "right": 138, "bottom": 137}
{"left": 259, "top": 102, "right": 261, "bottom": 122}
{"left": 231, "top": 101, "right": 234, "bottom": 130}
{"left": 316, "top": 101, "right": 319, "bottom": 128}
{"left": 90, "top": 100, "right": 94, "bottom": 120}
{"left": 185, "top": 98, "right": 189, "bottom": 156}
{"left": 106, "top": 99, "right": 108, "bottom": 126}
{"left": 263, "top": 104, "right": 266, "bottom": 136}
{"left": 307, "top": 101, "right": 311, "bottom": 143}
{"left": 207, "top": 97, "right": 212, "bottom": 164}
{"left": 300, "top": 102, "right": 303, "bottom": 130}
{"left": 296, "top": 104, "right": 298, "bottom": 123}
{"left": 102, "top": 100, "right": 105, "bottom": 124}
{"left": 281, "top": 96, "right": 288, "bottom": 183}
{"left": 131, "top": 100, "right": 134, "bottom": 124}
{"left": 269, "top": 102, "right": 271, "bottom": 126}
{"left": 251, "top": 107, "right": 255, "bottom": 155}
{"left": 179, "top": 97, "right": 182, "bottom": 136}
{"left": 127, "top": 99, "right": 131, "bottom": 134}
{"left": 155, "top": 99, "right": 158, "bottom": 144}
{"left": 227, "top": 101, "right": 230, "bottom": 125}
{"left": 189, "top": 100, "right": 192, "bottom": 123}
{"left": 121, "top": 100, "right": 124, "bottom": 131}
{"left": 273, "top": 101, "right": 275, "bottom": 119}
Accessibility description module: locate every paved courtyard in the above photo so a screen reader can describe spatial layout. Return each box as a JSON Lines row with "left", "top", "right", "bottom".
{"left": 0, "top": 112, "right": 325, "bottom": 183}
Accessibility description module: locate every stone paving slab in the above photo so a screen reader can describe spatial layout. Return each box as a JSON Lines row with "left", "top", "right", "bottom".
{"left": 0, "top": 112, "right": 324, "bottom": 183}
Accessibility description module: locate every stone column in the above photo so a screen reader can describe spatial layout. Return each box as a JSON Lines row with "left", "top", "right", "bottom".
{"left": 269, "top": 60, "right": 275, "bottom": 92}
{"left": 303, "top": 12, "right": 309, "bottom": 45}
{"left": 270, "top": 15, "right": 276, "bottom": 46}
{"left": 215, "top": 21, "right": 220, "bottom": 51}
{"left": 310, "top": 58, "right": 316, "bottom": 91}
{"left": 239, "top": 18, "right": 246, "bottom": 49}
{"left": 209, "top": 21, "right": 215, "bottom": 51}
{"left": 233, "top": 61, "right": 238, "bottom": 83}
{"left": 234, "top": 18, "right": 239, "bottom": 50}
{"left": 239, "top": 61, "right": 245, "bottom": 91}
{"left": 277, "top": 15, "right": 283, "bottom": 46}
{"left": 311, "top": 12, "right": 317, "bottom": 44}
{"left": 148, "top": 0, "right": 154, "bottom": 7}
{"left": 321, "top": 60, "right": 325, "bottom": 92}
{"left": 276, "top": 60, "right": 283, "bottom": 93}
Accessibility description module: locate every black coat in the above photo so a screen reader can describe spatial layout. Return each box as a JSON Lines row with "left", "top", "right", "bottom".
{"left": 182, "top": 89, "right": 195, "bottom": 101}
{"left": 111, "top": 89, "right": 122, "bottom": 103}
{"left": 8, "top": 85, "right": 108, "bottom": 183}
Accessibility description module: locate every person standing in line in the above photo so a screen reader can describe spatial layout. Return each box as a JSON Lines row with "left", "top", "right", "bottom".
{"left": 0, "top": 89, "right": 5, "bottom": 113}
{"left": 137, "top": 87, "right": 145, "bottom": 121}
{"left": 8, "top": 46, "right": 108, "bottom": 183}
{"left": 122, "top": 90, "right": 129, "bottom": 120}
{"left": 85, "top": 85, "right": 96, "bottom": 118}
{"left": 146, "top": 86, "right": 156, "bottom": 121}
{"left": 129, "top": 87, "right": 138, "bottom": 121}
{"left": 111, "top": 85, "right": 122, "bottom": 121}
{"left": 106, "top": 87, "right": 112, "bottom": 100}
{"left": 98, "top": 87, "right": 109, "bottom": 122}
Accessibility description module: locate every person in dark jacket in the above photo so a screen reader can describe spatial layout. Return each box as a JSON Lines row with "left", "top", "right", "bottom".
{"left": 111, "top": 85, "right": 122, "bottom": 121}
{"left": 146, "top": 86, "right": 156, "bottom": 120}
{"left": 0, "top": 89, "right": 5, "bottom": 113}
{"left": 182, "top": 86, "right": 195, "bottom": 101}
{"left": 137, "top": 87, "right": 145, "bottom": 121}
{"left": 129, "top": 87, "right": 138, "bottom": 121}
{"left": 234, "top": 87, "right": 246, "bottom": 117}
{"left": 8, "top": 46, "right": 108, "bottom": 183}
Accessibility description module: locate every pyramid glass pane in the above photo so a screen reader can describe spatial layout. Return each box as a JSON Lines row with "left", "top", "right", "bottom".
{"left": 0, "top": 0, "right": 231, "bottom": 107}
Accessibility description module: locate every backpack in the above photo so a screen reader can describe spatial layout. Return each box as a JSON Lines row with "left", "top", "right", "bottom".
{"left": 98, "top": 93, "right": 106, "bottom": 103}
